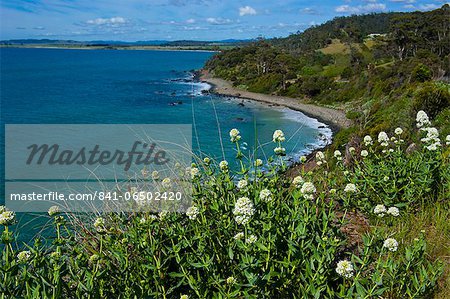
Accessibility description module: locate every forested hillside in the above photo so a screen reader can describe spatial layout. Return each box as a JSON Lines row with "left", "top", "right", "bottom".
{"left": 205, "top": 5, "right": 450, "bottom": 141}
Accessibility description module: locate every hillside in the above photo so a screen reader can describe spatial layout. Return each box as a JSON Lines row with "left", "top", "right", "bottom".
{"left": 205, "top": 5, "right": 450, "bottom": 142}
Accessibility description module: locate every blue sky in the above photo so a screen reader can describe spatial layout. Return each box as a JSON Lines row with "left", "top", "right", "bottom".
{"left": 0, "top": 0, "right": 448, "bottom": 41}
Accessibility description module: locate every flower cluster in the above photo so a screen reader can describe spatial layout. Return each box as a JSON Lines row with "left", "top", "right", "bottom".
{"left": 237, "top": 179, "right": 248, "bottom": 190}
{"left": 226, "top": 276, "right": 236, "bottom": 285}
{"left": 292, "top": 176, "right": 304, "bottom": 188}
{"left": 219, "top": 160, "right": 229, "bottom": 172}
{"left": 416, "top": 110, "right": 431, "bottom": 129}
{"left": 316, "top": 151, "right": 326, "bottom": 166}
{"left": 233, "top": 197, "right": 255, "bottom": 225}
{"left": 48, "top": 205, "right": 60, "bottom": 217}
{"left": 186, "top": 206, "right": 199, "bottom": 220}
{"left": 190, "top": 167, "right": 200, "bottom": 179}
{"left": 259, "top": 189, "right": 272, "bottom": 202}
{"left": 151, "top": 170, "right": 160, "bottom": 180}
{"left": 300, "top": 182, "right": 316, "bottom": 200}
{"left": 254, "top": 159, "right": 263, "bottom": 167}
{"left": 245, "top": 234, "right": 258, "bottom": 244}
{"left": 17, "top": 251, "right": 31, "bottom": 264}
{"left": 360, "top": 149, "right": 368, "bottom": 157}
{"left": 233, "top": 232, "right": 244, "bottom": 240}
{"left": 162, "top": 178, "right": 172, "bottom": 189}
{"left": 274, "top": 146, "right": 286, "bottom": 156}
{"left": 378, "top": 131, "right": 389, "bottom": 147}
{"left": 334, "top": 150, "right": 342, "bottom": 161}
{"left": 363, "top": 135, "right": 373, "bottom": 146}
{"left": 94, "top": 217, "right": 106, "bottom": 233}
{"left": 374, "top": 205, "right": 399, "bottom": 217}
{"left": 0, "top": 206, "right": 15, "bottom": 226}
{"left": 344, "top": 183, "right": 357, "bottom": 193}
{"left": 421, "top": 127, "right": 441, "bottom": 151}
{"left": 336, "top": 260, "right": 354, "bottom": 278}
{"left": 229, "top": 128, "right": 241, "bottom": 143}
{"left": 272, "top": 130, "right": 285, "bottom": 142}
{"left": 383, "top": 238, "right": 399, "bottom": 252}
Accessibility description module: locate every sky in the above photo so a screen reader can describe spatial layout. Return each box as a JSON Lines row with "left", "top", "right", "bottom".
{"left": 0, "top": 0, "right": 448, "bottom": 41}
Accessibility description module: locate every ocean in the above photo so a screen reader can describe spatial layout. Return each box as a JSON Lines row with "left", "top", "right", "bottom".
{"left": 0, "top": 47, "right": 331, "bottom": 241}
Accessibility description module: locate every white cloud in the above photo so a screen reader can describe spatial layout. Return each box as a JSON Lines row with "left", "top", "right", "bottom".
{"left": 418, "top": 4, "right": 440, "bottom": 10}
{"left": 186, "top": 18, "right": 196, "bottom": 24}
{"left": 404, "top": 4, "right": 416, "bottom": 8}
{"left": 390, "top": 0, "right": 415, "bottom": 3}
{"left": 335, "top": 3, "right": 386, "bottom": 13}
{"left": 301, "top": 7, "right": 319, "bottom": 15}
{"left": 206, "top": 17, "right": 233, "bottom": 25}
{"left": 239, "top": 5, "right": 256, "bottom": 16}
{"left": 86, "top": 17, "right": 127, "bottom": 26}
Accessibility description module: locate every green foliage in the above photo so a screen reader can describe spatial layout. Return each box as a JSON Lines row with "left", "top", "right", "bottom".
{"left": 1, "top": 122, "right": 448, "bottom": 298}
{"left": 412, "top": 64, "right": 432, "bottom": 82}
{"left": 413, "top": 82, "right": 450, "bottom": 119}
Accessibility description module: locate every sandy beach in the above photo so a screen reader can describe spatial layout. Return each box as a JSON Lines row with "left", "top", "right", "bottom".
{"left": 200, "top": 70, "right": 352, "bottom": 131}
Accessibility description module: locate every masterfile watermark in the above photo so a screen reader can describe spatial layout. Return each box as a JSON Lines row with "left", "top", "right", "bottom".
{"left": 5, "top": 124, "right": 192, "bottom": 213}
{"left": 26, "top": 141, "right": 170, "bottom": 171}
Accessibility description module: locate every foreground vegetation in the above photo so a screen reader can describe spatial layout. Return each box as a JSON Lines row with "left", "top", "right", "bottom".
{"left": 1, "top": 110, "right": 449, "bottom": 298}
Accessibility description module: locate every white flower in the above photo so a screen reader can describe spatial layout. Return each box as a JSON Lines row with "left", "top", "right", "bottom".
{"left": 17, "top": 251, "right": 31, "bottom": 264}
{"left": 94, "top": 217, "right": 106, "bottom": 232}
{"left": 254, "top": 159, "right": 263, "bottom": 167}
{"left": 203, "top": 157, "right": 211, "bottom": 165}
{"left": 300, "top": 182, "right": 316, "bottom": 199}
{"left": 387, "top": 207, "right": 399, "bottom": 217}
{"left": 374, "top": 204, "right": 387, "bottom": 217}
{"left": 446, "top": 135, "right": 450, "bottom": 146}
{"left": 259, "top": 189, "right": 272, "bottom": 202}
{"left": 159, "top": 210, "right": 169, "bottom": 220}
{"left": 161, "top": 177, "right": 172, "bottom": 189}
{"left": 316, "top": 151, "right": 325, "bottom": 161}
{"left": 48, "top": 206, "right": 60, "bottom": 217}
{"left": 334, "top": 150, "right": 342, "bottom": 160}
{"left": 383, "top": 238, "right": 399, "bottom": 252}
{"left": 226, "top": 276, "right": 236, "bottom": 285}
{"left": 292, "top": 176, "right": 304, "bottom": 188}
{"left": 378, "top": 132, "right": 389, "bottom": 147}
{"left": 383, "top": 176, "right": 389, "bottom": 182}
{"left": 233, "top": 197, "right": 255, "bottom": 225}
{"left": 245, "top": 234, "right": 258, "bottom": 244}
{"left": 395, "top": 127, "right": 403, "bottom": 135}
{"left": 229, "top": 128, "right": 241, "bottom": 142}
{"left": 219, "top": 160, "right": 229, "bottom": 172}
{"left": 421, "top": 127, "right": 441, "bottom": 151}
{"left": 151, "top": 170, "right": 160, "bottom": 180}
{"left": 274, "top": 147, "right": 286, "bottom": 155}
{"left": 344, "top": 183, "right": 357, "bottom": 193}
{"left": 186, "top": 206, "right": 199, "bottom": 220}
{"left": 237, "top": 179, "right": 248, "bottom": 190}
{"left": 416, "top": 110, "right": 430, "bottom": 128}
{"left": 139, "top": 217, "right": 146, "bottom": 224}
{"left": 348, "top": 147, "right": 356, "bottom": 153}
{"left": 363, "top": 135, "right": 373, "bottom": 146}
{"left": 190, "top": 167, "right": 200, "bottom": 179}
{"left": 234, "top": 232, "right": 244, "bottom": 240}
{"left": 360, "top": 150, "right": 369, "bottom": 157}
{"left": 0, "top": 209, "right": 15, "bottom": 226}
{"left": 336, "top": 260, "right": 354, "bottom": 278}
{"left": 273, "top": 130, "right": 285, "bottom": 142}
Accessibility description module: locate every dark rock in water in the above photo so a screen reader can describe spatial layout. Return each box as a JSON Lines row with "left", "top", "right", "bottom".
{"left": 234, "top": 117, "right": 244, "bottom": 122}
{"left": 201, "top": 90, "right": 209, "bottom": 94}
{"left": 318, "top": 125, "right": 326, "bottom": 129}
{"left": 238, "top": 100, "right": 245, "bottom": 107}
{"left": 177, "top": 101, "right": 183, "bottom": 105}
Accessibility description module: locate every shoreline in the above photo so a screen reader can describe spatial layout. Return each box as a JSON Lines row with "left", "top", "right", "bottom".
{"left": 199, "top": 70, "right": 352, "bottom": 134}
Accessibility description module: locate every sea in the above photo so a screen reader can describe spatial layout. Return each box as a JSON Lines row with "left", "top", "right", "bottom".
{"left": 0, "top": 47, "right": 331, "bottom": 242}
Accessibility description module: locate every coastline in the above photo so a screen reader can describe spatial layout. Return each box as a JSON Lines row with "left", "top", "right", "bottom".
{"left": 199, "top": 70, "right": 352, "bottom": 133}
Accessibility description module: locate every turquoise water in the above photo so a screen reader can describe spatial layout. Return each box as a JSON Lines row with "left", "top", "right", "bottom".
{"left": 0, "top": 48, "right": 331, "bottom": 241}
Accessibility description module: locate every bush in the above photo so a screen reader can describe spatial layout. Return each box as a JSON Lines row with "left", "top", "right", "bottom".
{"left": 413, "top": 82, "right": 450, "bottom": 119}
{"left": 412, "top": 64, "right": 432, "bottom": 82}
